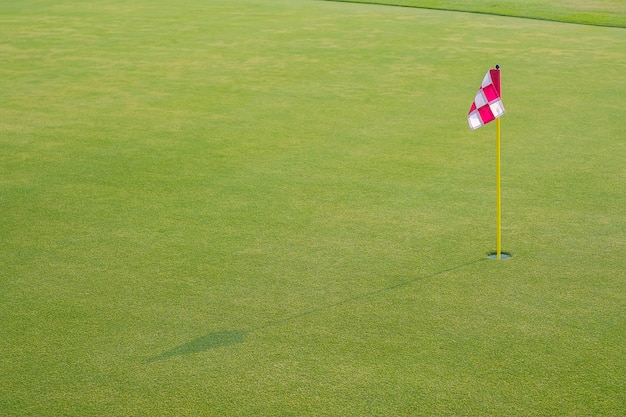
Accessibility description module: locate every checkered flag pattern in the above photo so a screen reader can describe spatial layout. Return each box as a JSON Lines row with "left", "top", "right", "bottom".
{"left": 468, "top": 68, "right": 505, "bottom": 130}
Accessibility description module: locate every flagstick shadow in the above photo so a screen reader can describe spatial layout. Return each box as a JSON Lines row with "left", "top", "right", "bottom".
{"left": 145, "top": 257, "right": 486, "bottom": 363}
{"left": 259, "top": 256, "right": 487, "bottom": 330}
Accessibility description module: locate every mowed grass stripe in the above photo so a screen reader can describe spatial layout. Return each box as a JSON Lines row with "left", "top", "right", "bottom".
{"left": 328, "top": 0, "right": 626, "bottom": 27}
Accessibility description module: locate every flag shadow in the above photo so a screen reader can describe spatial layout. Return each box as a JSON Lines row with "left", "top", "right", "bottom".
{"left": 145, "top": 257, "right": 486, "bottom": 363}
{"left": 145, "top": 330, "right": 246, "bottom": 363}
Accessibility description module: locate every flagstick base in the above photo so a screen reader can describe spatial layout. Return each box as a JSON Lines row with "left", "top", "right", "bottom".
{"left": 488, "top": 252, "right": 512, "bottom": 260}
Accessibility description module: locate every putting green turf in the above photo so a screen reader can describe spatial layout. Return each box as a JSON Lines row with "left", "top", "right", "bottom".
{"left": 1, "top": 0, "right": 625, "bottom": 415}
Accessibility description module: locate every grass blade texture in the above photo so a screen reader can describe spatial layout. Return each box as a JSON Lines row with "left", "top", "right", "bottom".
{"left": 1, "top": 0, "right": 625, "bottom": 415}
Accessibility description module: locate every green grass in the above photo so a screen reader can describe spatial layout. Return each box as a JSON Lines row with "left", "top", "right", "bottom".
{"left": 330, "top": 0, "right": 626, "bottom": 27}
{"left": 1, "top": 0, "right": 625, "bottom": 415}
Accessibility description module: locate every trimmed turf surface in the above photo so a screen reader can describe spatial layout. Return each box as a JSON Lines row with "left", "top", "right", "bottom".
{"left": 1, "top": 0, "right": 625, "bottom": 415}
{"left": 330, "top": 0, "right": 626, "bottom": 27}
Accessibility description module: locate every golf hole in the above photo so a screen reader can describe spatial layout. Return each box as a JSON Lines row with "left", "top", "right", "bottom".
{"left": 488, "top": 252, "right": 512, "bottom": 260}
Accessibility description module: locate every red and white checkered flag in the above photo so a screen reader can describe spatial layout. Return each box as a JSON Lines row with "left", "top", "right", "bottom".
{"left": 468, "top": 67, "right": 505, "bottom": 130}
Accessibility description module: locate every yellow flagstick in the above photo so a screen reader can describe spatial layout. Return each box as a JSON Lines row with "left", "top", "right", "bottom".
{"left": 495, "top": 117, "right": 502, "bottom": 260}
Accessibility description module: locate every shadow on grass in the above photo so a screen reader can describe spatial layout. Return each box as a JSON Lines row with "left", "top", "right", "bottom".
{"left": 146, "top": 257, "right": 486, "bottom": 362}
{"left": 145, "top": 330, "right": 247, "bottom": 363}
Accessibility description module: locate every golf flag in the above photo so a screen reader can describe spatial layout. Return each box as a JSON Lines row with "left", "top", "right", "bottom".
{"left": 468, "top": 67, "right": 505, "bottom": 130}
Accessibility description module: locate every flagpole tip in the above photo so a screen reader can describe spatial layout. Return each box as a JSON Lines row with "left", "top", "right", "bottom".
{"left": 495, "top": 64, "right": 500, "bottom": 69}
